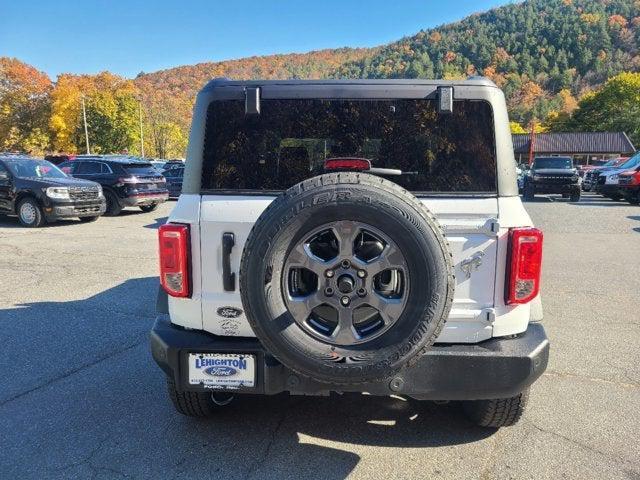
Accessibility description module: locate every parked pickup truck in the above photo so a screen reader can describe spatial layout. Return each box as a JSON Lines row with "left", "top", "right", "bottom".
{"left": 582, "top": 158, "right": 627, "bottom": 192}
{"left": 150, "top": 78, "right": 549, "bottom": 429}
{"left": 595, "top": 152, "right": 640, "bottom": 201}
{"left": 618, "top": 165, "right": 640, "bottom": 205}
{"left": 0, "top": 156, "right": 105, "bottom": 227}
{"left": 523, "top": 156, "right": 581, "bottom": 201}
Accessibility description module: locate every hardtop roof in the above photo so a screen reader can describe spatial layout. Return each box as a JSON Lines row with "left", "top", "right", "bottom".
{"left": 200, "top": 76, "right": 498, "bottom": 93}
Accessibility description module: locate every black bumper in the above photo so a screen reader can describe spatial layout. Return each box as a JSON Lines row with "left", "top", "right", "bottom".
{"left": 46, "top": 200, "right": 106, "bottom": 219}
{"left": 620, "top": 185, "right": 640, "bottom": 199}
{"left": 595, "top": 184, "right": 619, "bottom": 196}
{"left": 532, "top": 182, "right": 579, "bottom": 194}
{"left": 150, "top": 315, "right": 549, "bottom": 401}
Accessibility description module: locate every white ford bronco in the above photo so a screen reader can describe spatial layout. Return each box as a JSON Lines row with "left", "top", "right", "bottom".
{"left": 151, "top": 78, "right": 549, "bottom": 428}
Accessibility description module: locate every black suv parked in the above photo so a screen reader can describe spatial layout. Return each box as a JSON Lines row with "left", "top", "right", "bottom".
{"left": 523, "top": 156, "right": 581, "bottom": 202}
{"left": 163, "top": 166, "right": 184, "bottom": 199}
{"left": 0, "top": 156, "right": 105, "bottom": 227}
{"left": 59, "top": 156, "right": 169, "bottom": 216}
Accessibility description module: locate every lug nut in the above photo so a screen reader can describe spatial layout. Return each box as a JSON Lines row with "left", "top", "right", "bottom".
{"left": 357, "top": 270, "right": 366, "bottom": 278}
{"left": 324, "top": 287, "right": 334, "bottom": 296}
{"left": 341, "top": 260, "right": 351, "bottom": 269}
{"left": 325, "top": 269, "right": 335, "bottom": 278}
{"left": 357, "top": 288, "right": 366, "bottom": 297}
{"left": 341, "top": 296, "right": 350, "bottom": 306}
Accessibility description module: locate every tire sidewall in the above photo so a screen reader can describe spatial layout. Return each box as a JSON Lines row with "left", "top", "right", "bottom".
{"left": 240, "top": 174, "right": 453, "bottom": 384}
{"left": 104, "top": 190, "right": 122, "bottom": 216}
{"left": 17, "top": 197, "right": 44, "bottom": 228}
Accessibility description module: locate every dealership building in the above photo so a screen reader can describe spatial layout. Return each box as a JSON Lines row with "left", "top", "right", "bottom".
{"left": 512, "top": 132, "right": 636, "bottom": 166}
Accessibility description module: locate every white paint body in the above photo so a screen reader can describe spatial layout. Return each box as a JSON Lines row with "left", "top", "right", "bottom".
{"left": 168, "top": 193, "right": 535, "bottom": 344}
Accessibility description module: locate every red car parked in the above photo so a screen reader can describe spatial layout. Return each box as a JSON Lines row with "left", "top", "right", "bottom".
{"left": 618, "top": 166, "right": 640, "bottom": 205}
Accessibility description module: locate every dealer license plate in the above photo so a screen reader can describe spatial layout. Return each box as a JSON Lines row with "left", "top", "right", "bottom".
{"left": 188, "top": 353, "right": 255, "bottom": 389}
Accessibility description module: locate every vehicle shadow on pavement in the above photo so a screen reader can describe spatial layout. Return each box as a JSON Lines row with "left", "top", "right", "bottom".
{"left": 569, "top": 194, "right": 630, "bottom": 207}
{"left": 0, "top": 215, "right": 81, "bottom": 229}
{"left": 143, "top": 216, "right": 168, "bottom": 229}
{"left": 0, "top": 277, "right": 494, "bottom": 479}
{"left": 166, "top": 393, "right": 495, "bottom": 479}
{"left": 629, "top": 215, "right": 640, "bottom": 233}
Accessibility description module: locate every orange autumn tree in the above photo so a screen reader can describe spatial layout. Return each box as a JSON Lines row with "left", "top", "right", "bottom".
{"left": 0, "top": 57, "right": 52, "bottom": 154}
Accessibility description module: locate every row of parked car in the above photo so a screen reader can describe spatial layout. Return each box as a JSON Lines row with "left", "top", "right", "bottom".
{"left": 581, "top": 153, "right": 640, "bottom": 204}
{"left": 0, "top": 153, "right": 184, "bottom": 227}
{"left": 516, "top": 153, "right": 640, "bottom": 205}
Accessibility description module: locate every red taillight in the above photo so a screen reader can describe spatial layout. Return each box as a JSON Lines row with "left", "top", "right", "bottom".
{"left": 324, "top": 158, "right": 371, "bottom": 171}
{"left": 159, "top": 223, "right": 190, "bottom": 297}
{"left": 506, "top": 227, "right": 543, "bottom": 305}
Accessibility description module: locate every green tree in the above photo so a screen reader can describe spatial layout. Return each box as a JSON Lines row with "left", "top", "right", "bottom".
{"left": 549, "top": 72, "right": 640, "bottom": 143}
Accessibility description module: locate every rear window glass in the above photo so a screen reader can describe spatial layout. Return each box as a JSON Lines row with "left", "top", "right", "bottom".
{"left": 123, "top": 164, "right": 156, "bottom": 175}
{"left": 202, "top": 99, "right": 497, "bottom": 193}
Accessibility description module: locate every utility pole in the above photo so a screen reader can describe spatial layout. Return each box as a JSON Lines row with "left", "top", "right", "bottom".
{"left": 138, "top": 98, "right": 145, "bottom": 158}
{"left": 528, "top": 121, "right": 536, "bottom": 167}
{"left": 81, "top": 95, "right": 90, "bottom": 155}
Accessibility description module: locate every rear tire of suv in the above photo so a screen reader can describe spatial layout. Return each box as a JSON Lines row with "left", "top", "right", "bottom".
{"left": 461, "top": 389, "right": 529, "bottom": 428}
{"left": 166, "top": 378, "right": 234, "bottom": 417}
{"left": 523, "top": 183, "right": 535, "bottom": 201}
{"left": 104, "top": 191, "right": 123, "bottom": 216}
{"left": 570, "top": 189, "right": 581, "bottom": 202}
{"left": 140, "top": 204, "right": 158, "bottom": 213}
{"left": 17, "top": 197, "right": 46, "bottom": 228}
{"left": 240, "top": 172, "right": 454, "bottom": 385}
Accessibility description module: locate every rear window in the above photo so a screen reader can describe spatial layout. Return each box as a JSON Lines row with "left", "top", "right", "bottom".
{"left": 123, "top": 164, "right": 157, "bottom": 175}
{"left": 202, "top": 99, "right": 497, "bottom": 193}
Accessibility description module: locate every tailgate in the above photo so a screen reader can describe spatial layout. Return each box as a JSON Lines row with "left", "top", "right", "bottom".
{"left": 199, "top": 195, "right": 500, "bottom": 343}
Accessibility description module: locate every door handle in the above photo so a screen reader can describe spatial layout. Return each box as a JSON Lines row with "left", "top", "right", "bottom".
{"left": 222, "top": 233, "right": 235, "bottom": 291}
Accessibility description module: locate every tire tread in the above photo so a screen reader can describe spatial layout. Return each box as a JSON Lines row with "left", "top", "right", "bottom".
{"left": 166, "top": 378, "right": 216, "bottom": 417}
{"left": 463, "top": 390, "right": 529, "bottom": 428}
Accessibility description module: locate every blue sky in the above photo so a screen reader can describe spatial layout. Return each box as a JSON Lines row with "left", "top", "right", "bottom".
{"left": 0, "top": 0, "right": 510, "bottom": 79}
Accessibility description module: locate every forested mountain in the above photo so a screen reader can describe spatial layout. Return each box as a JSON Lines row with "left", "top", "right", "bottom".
{"left": 2, "top": 0, "right": 640, "bottom": 157}
{"left": 337, "top": 0, "right": 640, "bottom": 124}
{"left": 135, "top": 0, "right": 640, "bottom": 129}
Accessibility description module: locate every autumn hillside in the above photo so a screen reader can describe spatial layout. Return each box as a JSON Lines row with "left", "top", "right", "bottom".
{"left": 135, "top": 47, "right": 376, "bottom": 100}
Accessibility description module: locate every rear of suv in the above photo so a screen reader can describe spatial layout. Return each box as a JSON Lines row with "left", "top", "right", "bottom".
{"left": 60, "top": 156, "right": 168, "bottom": 215}
{"left": 150, "top": 78, "right": 549, "bottom": 428}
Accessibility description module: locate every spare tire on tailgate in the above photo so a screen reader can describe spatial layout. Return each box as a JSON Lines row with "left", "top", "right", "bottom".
{"left": 240, "top": 172, "right": 454, "bottom": 384}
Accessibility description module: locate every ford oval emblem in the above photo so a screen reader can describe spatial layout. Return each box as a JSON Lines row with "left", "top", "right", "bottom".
{"left": 204, "top": 366, "right": 238, "bottom": 377}
{"left": 217, "top": 306, "right": 243, "bottom": 318}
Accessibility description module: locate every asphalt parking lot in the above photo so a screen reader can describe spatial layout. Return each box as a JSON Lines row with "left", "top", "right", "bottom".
{"left": 1, "top": 193, "right": 639, "bottom": 480}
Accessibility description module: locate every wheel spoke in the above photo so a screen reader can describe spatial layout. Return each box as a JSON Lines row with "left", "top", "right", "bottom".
{"left": 365, "top": 245, "right": 406, "bottom": 276}
{"left": 331, "top": 308, "right": 358, "bottom": 344}
{"left": 287, "top": 291, "right": 323, "bottom": 323}
{"left": 365, "top": 293, "right": 405, "bottom": 325}
{"left": 286, "top": 244, "right": 328, "bottom": 276}
{"left": 332, "top": 221, "right": 359, "bottom": 258}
